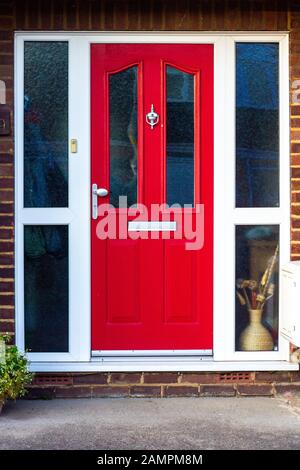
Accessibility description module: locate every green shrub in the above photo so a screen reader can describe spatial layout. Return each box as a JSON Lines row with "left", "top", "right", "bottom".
{"left": 0, "top": 335, "right": 34, "bottom": 402}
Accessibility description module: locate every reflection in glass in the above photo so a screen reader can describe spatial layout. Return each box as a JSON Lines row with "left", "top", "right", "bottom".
{"left": 24, "top": 225, "right": 69, "bottom": 352}
{"left": 109, "top": 67, "right": 137, "bottom": 207}
{"left": 235, "top": 225, "right": 279, "bottom": 351}
{"left": 236, "top": 43, "right": 279, "bottom": 207}
{"left": 24, "top": 42, "right": 68, "bottom": 208}
{"left": 166, "top": 66, "right": 194, "bottom": 206}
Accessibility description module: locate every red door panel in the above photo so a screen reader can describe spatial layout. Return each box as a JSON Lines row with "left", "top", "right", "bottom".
{"left": 91, "top": 44, "right": 213, "bottom": 351}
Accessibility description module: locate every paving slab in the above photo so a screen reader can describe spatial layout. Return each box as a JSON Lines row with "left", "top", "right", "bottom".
{"left": 0, "top": 397, "right": 299, "bottom": 450}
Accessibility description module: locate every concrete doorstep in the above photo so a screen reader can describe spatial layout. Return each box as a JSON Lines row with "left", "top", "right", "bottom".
{"left": 0, "top": 396, "right": 299, "bottom": 450}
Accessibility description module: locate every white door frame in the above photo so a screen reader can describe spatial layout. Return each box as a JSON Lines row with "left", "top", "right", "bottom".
{"left": 14, "top": 32, "right": 294, "bottom": 371}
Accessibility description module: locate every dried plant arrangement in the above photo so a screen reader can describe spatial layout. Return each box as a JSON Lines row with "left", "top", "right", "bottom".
{"left": 236, "top": 243, "right": 279, "bottom": 351}
{"left": 236, "top": 243, "right": 279, "bottom": 311}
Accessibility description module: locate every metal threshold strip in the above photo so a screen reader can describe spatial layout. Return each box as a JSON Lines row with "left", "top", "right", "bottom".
{"left": 91, "top": 350, "right": 213, "bottom": 358}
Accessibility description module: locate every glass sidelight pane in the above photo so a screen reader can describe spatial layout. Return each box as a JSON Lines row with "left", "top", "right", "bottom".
{"left": 109, "top": 67, "right": 138, "bottom": 207}
{"left": 24, "top": 225, "right": 69, "bottom": 352}
{"left": 235, "top": 225, "right": 279, "bottom": 352}
{"left": 24, "top": 42, "right": 68, "bottom": 207}
{"left": 236, "top": 43, "right": 279, "bottom": 208}
{"left": 166, "top": 66, "right": 194, "bottom": 206}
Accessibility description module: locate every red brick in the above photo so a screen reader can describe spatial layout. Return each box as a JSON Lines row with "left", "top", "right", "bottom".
{"left": 66, "top": 0, "right": 78, "bottom": 29}
{"left": 0, "top": 4, "right": 13, "bottom": 16}
{"left": 292, "top": 180, "right": 300, "bottom": 191}
{"left": 73, "top": 373, "right": 109, "bottom": 385}
{"left": 180, "top": 373, "right": 218, "bottom": 384}
{"left": 0, "top": 65, "right": 13, "bottom": 78}
{"left": 0, "top": 320, "right": 14, "bottom": 333}
{"left": 0, "top": 242, "right": 13, "bottom": 253}
{"left": 292, "top": 219, "right": 300, "bottom": 229}
{"left": 0, "top": 203, "right": 13, "bottom": 214}
{"left": 0, "top": 192, "right": 14, "bottom": 205}
{"left": 0, "top": 31, "right": 12, "bottom": 41}
{"left": 130, "top": 386, "right": 161, "bottom": 397}
{"left": 291, "top": 154, "right": 300, "bottom": 166}
{"left": 291, "top": 244, "right": 300, "bottom": 254}
{"left": 52, "top": 1, "right": 64, "bottom": 29}
{"left": 0, "top": 281, "right": 13, "bottom": 292}
{"left": 291, "top": 192, "right": 300, "bottom": 203}
{"left": 0, "top": 308, "right": 14, "bottom": 319}
{"left": 237, "top": 385, "right": 273, "bottom": 396}
{"left": 0, "top": 179, "right": 13, "bottom": 189}
{"left": 0, "top": 17, "right": 13, "bottom": 30}
{"left": 0, "top": 55, "right": 13, "bottom": 66}
{"left": 0, "top": 154, "right": 13, "bottom": 164}
{"left": 143, "top": 372, "right": 179, "bottom": 384}
{"left": 39, "top": 1, "right": 52, "bottom": 30}
{"left": 290, "top": 371, "right": 300, "bottom": 383}
{"left": 0, "top": 281, "right": 14, "bottom": 292}
{"left": 292, "top": 167, "right": 300, "bottom": 178}
{"left": 291, "top": 118, "right": 300, "bottom": 128}
{"left": 110, "top": 373, "right": 142, "bottom": 384}
{"left": 291, "top": 18, "right": 300, "bottom": 29}
{"left": 0, "top": 255, "right": 13, "bottom": 265}
{"left": 25, "top": 387, "right": 56, "bottom": 400}
{"left": 292, "top": 205, "right": 300, "bottom": 217}
{"left": 0, "top": 216, "right": 13, "bottom": 226}
{"left": 0, "top": 294, "right": 14, "bottom": 305}
{"left": 78, "top": 0, "right": 91, "bottom": 29}
{"left": 0, "top": 267, "right": 14, "bottom": 278}
{"left": 291, "top": 231, "right": 300, "bottom": 242}
{"left": 275, "top": 384, "right": 300, "bottom": 395}
{"left": 0, "top": 140, "right": 13, "bottom": 154}
{"left": 200, "top": 385, "right": 236, "bottom": 397}
{"left": 55, "top": 386, "right": 92, "bottom": 398}
{"left": 92, "top": 386, "right": 130, "bottom": 398}
{"left": 164, "top": 386, "right": 199, "bottom": 397}
{"left": 0, "top": 43, "right": 13, "bottom": 54}
{"left": 255, "top": 372, "right": 291, "bottom": 383}
{"left": 291, "top": 105, "right": 300, "bottom": 116}
{"left": 0, "top": 229, "right": 13, "bottom": 240}
{"left": 0, "top": 165, "right": 13, "bottom": 177}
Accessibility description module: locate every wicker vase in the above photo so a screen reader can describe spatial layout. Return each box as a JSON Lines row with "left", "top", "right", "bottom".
{"left": 239, "top": 308, "right": 274, "bottom": 351}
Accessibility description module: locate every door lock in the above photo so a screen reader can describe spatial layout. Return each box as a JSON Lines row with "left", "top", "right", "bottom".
{"left": 92, "top": 184, "right": 109, "bottom": 219}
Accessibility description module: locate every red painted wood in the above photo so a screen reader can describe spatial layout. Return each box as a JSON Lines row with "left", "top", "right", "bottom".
{"left": 91, "top": 44, "right": 213, "bottom": 351}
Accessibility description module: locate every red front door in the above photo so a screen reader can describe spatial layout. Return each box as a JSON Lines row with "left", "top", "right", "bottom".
{"left": 91, "top": 44, "right": 213, "bottom": 352}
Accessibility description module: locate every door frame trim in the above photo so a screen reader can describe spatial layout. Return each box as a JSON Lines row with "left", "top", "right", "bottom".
{"left": 14, "top": 32, "right": 291, "bottom": 368}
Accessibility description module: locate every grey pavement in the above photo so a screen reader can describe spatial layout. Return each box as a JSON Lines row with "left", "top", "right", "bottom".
{"left": 0, "top": 397, "right": 299, "bottom": 450}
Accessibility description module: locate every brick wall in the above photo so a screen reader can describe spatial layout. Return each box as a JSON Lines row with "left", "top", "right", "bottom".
{"left": 0, "top": 0, "right": 14, "bottom": 341}
{"left": 26, "top": 371, "right": 300, "bottom": 399}
{"left": 290, "top": 3, "right": 300, "bottom": 259}
{"left": 0, "top": 0, "right": 300, "bottom": 397}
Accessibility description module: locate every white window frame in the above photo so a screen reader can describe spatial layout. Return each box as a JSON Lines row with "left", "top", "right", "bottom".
{"left": 14, "top": 32, "right": 297, "bottom": 372}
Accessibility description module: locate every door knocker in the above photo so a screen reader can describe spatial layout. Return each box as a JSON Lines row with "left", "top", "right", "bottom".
{"left": 146, "top": 104, "right": 159, "bottom": 130}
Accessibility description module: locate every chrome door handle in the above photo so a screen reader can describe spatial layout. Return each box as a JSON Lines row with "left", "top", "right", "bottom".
{"left": 92, "top": 183, "right": 109, "bottom": 219}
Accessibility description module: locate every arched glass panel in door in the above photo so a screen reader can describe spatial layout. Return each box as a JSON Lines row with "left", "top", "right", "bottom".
{"left": 166, "top": 66, "right": 194, "bottom": 207}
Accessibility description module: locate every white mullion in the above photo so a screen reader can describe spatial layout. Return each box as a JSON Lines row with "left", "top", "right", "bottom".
{"left": 233, "top": 208, "right": 283, "bottom": 225}
{"left": 214, "top": 37, "right": 235, "bottom": 361}
{"left": 19, "top": 208, "right": 73, "bottom": 225}
{"left": 15, "top": 36, "right": 25, "bottom": 353}
{"left": 68, "top": 37, "right": 91, "bottom": 361}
